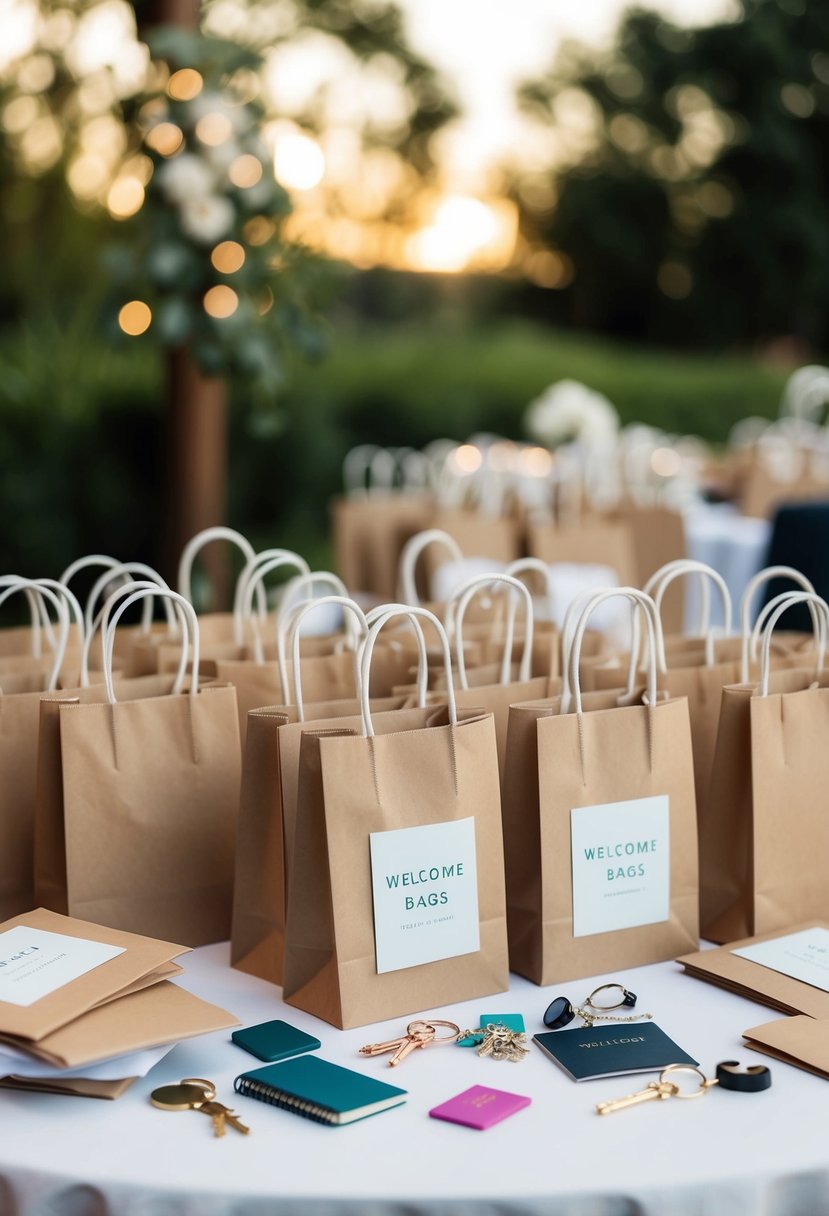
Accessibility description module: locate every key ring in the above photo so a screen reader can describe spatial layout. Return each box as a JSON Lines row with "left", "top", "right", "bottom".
{"left": 659, "top": 1064, "right": 713, "bottom": 1099}
{"left": 409, "top": 1019, "right": 460, "bottom": 1045}
{"left": 543, "top": 981, "right": 649, "bottom": 1030}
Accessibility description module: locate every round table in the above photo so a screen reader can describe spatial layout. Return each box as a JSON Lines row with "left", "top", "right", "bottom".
{"left": 1, "top": 943, "right": 827, "bottom": 1216}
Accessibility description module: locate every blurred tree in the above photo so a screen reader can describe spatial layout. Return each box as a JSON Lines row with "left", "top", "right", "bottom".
{"left": 0, "top": 0, "right": 456, "bottom": 592}
{"left": 515, "top": 0, "right": 829, "bottom": 352}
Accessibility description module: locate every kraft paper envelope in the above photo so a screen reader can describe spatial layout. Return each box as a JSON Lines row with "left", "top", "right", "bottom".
{"left": 88, "top": 961, "right": 184, "bottom": 1009}
{"left": 678, "top": 923, "right": 829, "bottom": 1018}
{"left": 743, "top": 1016, "right": 829, "bottom": 1079}
{"left": 0, "top": 908, "right": 190, "bottom": 1041}
{"left": 0, "top": 1075, "right": 137, "bottom": 1100}
{"left": 0, "top": 980, "right": 239, "bottom": 1069}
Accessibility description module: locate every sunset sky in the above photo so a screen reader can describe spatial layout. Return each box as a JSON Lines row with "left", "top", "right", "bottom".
{"left": 397, "top": 0, "right": 738, "bottom": 186}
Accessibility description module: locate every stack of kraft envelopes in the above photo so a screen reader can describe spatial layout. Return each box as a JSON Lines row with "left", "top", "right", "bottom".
{"left": 0, "top": 907, "right": 237, "bottom": 1098}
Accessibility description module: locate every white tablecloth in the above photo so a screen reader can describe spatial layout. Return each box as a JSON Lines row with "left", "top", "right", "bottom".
{"left": 2, "top": 944, "right": 829, "bottom": 1215}
{"left": 684, "top": 503, "right": 772, "bottom": 629}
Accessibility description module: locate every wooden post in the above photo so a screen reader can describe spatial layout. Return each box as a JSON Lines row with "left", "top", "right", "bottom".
{"left": 136, "top": 0, "right": 230, "bottom": 607}
{"left": 162, "top": 347, "right": 229, "bottom": 608}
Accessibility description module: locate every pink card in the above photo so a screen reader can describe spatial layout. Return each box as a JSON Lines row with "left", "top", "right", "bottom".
{"left": 429, "top": 1084, "right": 531, "bottom": 1130}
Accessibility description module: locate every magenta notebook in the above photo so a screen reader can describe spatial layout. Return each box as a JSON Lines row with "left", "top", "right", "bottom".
{"left": 429, "top": 1085, "right": 531, "bottom": 1130}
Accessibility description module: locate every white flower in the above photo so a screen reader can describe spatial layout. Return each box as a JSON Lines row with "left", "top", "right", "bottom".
{"left": 158, "top": 154, "right": 215, "bottom": 204}
{"left": 524, "top": 380, "right": 619, "bottom": 447}
{"left": 179, "top": 194, "right": 235, "bottom": 243}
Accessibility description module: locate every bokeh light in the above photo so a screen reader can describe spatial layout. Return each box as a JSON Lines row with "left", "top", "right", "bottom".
{"left": 195, "top": 112, "right": 233, "bottom": 146}
{"left": 211, "top": 240, "right": 246, "bottom": 273}
{"left": 145, "top": 122, "right": 184, "bottom": 157}
{"left": 167, "top": 69, "right": 203, "bottom": 101}
{"left": 273, "top": 130, "right": 325, "bottom": 190}
{"left": 204, "top": 285, "right": 239, "bottom": 318}
{"left": 106, "top": 175, "right": 144, "bottom": 218}
{"left": 228, "top": 154, "right": 263, "bottom": 188}
{"left": 118, "top": 300, "right": 152, "bottom": 335}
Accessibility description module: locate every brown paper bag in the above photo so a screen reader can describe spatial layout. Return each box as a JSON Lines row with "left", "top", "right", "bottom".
{"left": 282, "top": 608, "right": 509, "bottom": 1029}
{"left": 701, "top": 592, "right": 829, "bottom": 942}
{"left": 34, "top": 672, "right": 198, "bottom": 915}
{"left": 230, "top": 691, "right": 417, "bottom": 987}
{"left": 504, "top": 588, "right": 698, "bottom": 984}
{"left": 54, "top": 589, "right": 242, "bottom": 946}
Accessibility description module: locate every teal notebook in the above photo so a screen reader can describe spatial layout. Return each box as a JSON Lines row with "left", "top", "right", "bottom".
{"left": 233, "top": 1055, "right": 407, "bottom": 1126}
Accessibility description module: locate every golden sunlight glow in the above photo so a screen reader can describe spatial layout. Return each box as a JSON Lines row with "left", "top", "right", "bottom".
{"left": 2, "top": 94, "right": 40, "bottom": 134}
{"left": 405, "top": 195, "right": 515, "bottom": 273}
{"left": 118, "top": 300, "right": 152, "bottom": 335}
{"left": 106, "top": 175, "right": 144, "bottom": 218}
{"left": 273, "top": 129, "right": 325, "bottom": 191}
{"left": 228, "top": 153, "right": 263, "bottom": 188}
{"left": 167, "top": 68, "right": 203, "bottom": 101}
{"left": 204, "top": 285, "right": 239, "bottom": 318}
{"left": 145, "top": 122, "right": 184, "bottom": 157}
{"left": 195, "top": 112, "right": 233, "bottom": 146}
{"left": 211, "top": 240, "right": 246, "bottom": 273}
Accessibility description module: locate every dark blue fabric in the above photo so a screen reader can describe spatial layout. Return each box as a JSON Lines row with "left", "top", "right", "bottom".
{"left": 762, "top": 501, "right": 829, "bottom": 630}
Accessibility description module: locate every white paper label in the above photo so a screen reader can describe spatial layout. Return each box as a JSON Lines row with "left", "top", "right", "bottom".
{"left": 570, "top": 795, "right": 670, "bottom": 938}
{"left": 733, "top": 927, "right": 829, "bottom": 992}
{"left": 0, "top": 927, "right": 125, "bottom": 1007}
{"left": 369, "top": 817, "right": 480, "bottom": 974}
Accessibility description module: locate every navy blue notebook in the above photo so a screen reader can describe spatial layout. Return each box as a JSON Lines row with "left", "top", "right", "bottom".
{"left": 533, "top": 1022, "right": 698, "bottom": 1081}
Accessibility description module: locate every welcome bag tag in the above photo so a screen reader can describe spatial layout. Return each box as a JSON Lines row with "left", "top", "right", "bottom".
{"left": 509, "top": 587, "right": 698, "bottom": 984}
{"left": 282, "top": 605, "right": 508, "bottom": 1029}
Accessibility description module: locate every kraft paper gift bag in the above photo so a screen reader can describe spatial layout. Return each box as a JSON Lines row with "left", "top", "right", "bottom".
{"left": 54, "top": 587, "right": 242, "bottom": 946}
{"left": 0, "top": 579, "right": 81, "bottom": 920}
{"left": 504, "top": 589, "right": 698, "bottom": 985}
{"left": 282, "top": 608, "right": 509, "bottom": 1029}
{"left": 34, "top": 671, "right": 200, "bottom": 915}
{"left": 700, "top": 591, "right": 829, "bottom": 943}
{"left": 230, "top": 595, "right": 418, "bottom": 985}
{"left": 438, "top": 572, "right": 561, "bottom": 778}
{"left": 331, "top": 445, "right": 433, "bottom": 597}
{"left": 527, "top": 513, "right": 638, "bottom": 587}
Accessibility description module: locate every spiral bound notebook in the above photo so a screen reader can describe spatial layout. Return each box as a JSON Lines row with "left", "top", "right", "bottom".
{"left": 233, "top": 1055, "right": 407, "bottom": 1126}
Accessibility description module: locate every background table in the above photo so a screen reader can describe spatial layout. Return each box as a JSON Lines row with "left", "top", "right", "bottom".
{"left": 3, "top": 943, "right": 829, "bottom": 1215}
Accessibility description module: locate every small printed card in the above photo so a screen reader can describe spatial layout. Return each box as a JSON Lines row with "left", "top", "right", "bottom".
{"left": 570, "top": 794, "right": 670, "bottom": 938}
{"left": 533, "top": 1021, "right": 697, "bottom": 1082}
{"left": 732, "top": 926, "right": 829, "bottom": 994}
{"left": 429, "top": 1085, "right": 531, "bottom": 1130}
{"left": 369, "top": 817, "right": 480, "bottom": 974}
{"left": 0, "top": 926, "right": 125, "bottom": 1008}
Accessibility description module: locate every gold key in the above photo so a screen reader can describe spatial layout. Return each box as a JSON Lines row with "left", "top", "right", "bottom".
{"left": 150, "top": 1079, "right": 217, "bottom": 1111}
{"left": 198, "top": 1101, "right": 250, "bottom": 1138}
{"left": 596, "top": 1078, "right": 679, "bottom": 1115}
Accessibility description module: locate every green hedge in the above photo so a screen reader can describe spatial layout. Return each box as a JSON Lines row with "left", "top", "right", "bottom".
{"left": 0, "top": 310, "right": 789, "bottom": 580}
